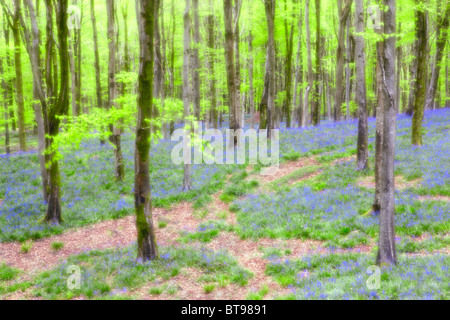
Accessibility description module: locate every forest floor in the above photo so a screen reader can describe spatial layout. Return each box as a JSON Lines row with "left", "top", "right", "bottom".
{"left": 0, "top": 109, "right": 449, "bottom": 300}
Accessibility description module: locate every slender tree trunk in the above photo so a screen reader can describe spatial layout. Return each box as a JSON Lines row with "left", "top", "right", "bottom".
{"left": 265, "top": 0, "right": 275, "bottom": 139}
{"left": 284, "top": 0, "right": 294, "bottom": 128}
{"left": 91, "top": 0, "right": 104, "bottom": 144}
{"left": 293, "top": 2, "right": 303, "bottom": 127}
{"left": 377, "top": 0, "right": 397, "bottom": 266}
{"left": 259, "top": 47, "right": 270, "bottom": 130}
{"left": 345, "top": 14, "right": 351, "bottom": 120}
{"left": 2, "top": 14, "right": 15, "bottom": 135}
{"left": 334, "top": 0, "right": 352, "bottom": 122}
{"left": 169, "top": 0, "right": 176, "bottom": 134}
{"left": 90, "top": 0, "right": 103, "bottom": 121}
{"left": 234, "top": 0, "right": 243, "bottom": 128}
{"left": 411, "top": 0, "right": 428, "bottom": 146}
{"left": 312, "top": 0, "right": 321, "bottom": 126}
{"left": 248, "top": 28, "right": 255, "bottom": 129}
{"left": 106, "top": 0, "right": 125, "bottom": 181}
{"left": 192, "top": 0, "right": 201, "bottom": 120}
{"left": 12, "top": 0, "right": 26, "bottom": 151}
{"left": 396, "top": 22, "right": 402, "bottom": 113}
{"left": 45, "top": 0, "right": 70, "bottom": 224}
{"left": 0, "top": 55, "right": 10, "bottom": 154}
{"left": 406, "top": 42, "right": 418, "bottom": 116}
{"left": 355, "top": 0, "right": 368, "bottom": 171}
{"left": 373, "top": 23, "right": 384, "bottom": 213}
{"left": 224, "top": 0, "right": 240, "bottom": 143}
{"left": 135, "top": 0, "right": 158, "bottom": 261}
{"left": 208, "top": 12, "right": 218, "bottom": 129}
{"left": 183, "top": 0, "right": 192, "bottom": 191}
{"left": 425, "top": 1, "right": 450, "bottom": 111}
{"left": 447, "top": 40, "right": 450, "bottom": 108}
{"left": 305, "top": 0, "right": 312, "bottom": 126}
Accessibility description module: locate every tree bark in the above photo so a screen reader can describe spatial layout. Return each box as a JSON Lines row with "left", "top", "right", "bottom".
{"left": 284, "top": 0, "right": 295, "bottom": 128}
{"left": 0, "top": 53, "right": 10, "bottom": 154}
{"left": 12, "top": 0, "right": 26, "bottom": 151}
{"left": 312, "top": 0, "right": 321, "bottom": 126}
{"left": 183, "top": 0, "right": 192, "bottom": 191}
{"left": 334, "top": 0, "right": 352, "bottom": 122}
{"left": 44, "top": 0, "right": 70, "bottom": 224}
{"left": 305, "top": 0, "right": 312, "bottom": 126}
{"left": 424, "top": 1, "right": 450, "bottom": 111}
{"left": 224, "top": 0, "right": 240, "bottom": 143}
{"left": 106, "top": 0, "right": 125, "bottom": 181}
{"left": 355, "top": 0, "right": 368, "bottom": 171}
{"left": 411, "top": 0, "right": 428, "bottom": 146}
{"left": 264, "top": 0, "right": 275, "bottom": 139}
{"left": 90, "top": 0, "right": 105, "bottom": 144}
{"left": 135, "top": 0, "right": 158, "bottom": 261}
{"left": 373, "top": 10, "right": 384, "bottom": 213}
{"left": 293, "top": 2, "right": 303, "bottom": 128}
{"left": 208, "top": 12, "right": 218, "bottom": 129}
{"left": 377, "top": 0, "right": 397, "bottom": 267}
{"left": 192, "top": 0, "right": 201, "bottom": 120}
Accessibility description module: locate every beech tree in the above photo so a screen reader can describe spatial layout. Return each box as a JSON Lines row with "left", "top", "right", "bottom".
{"left": 425, "top": 0, "right": 450, "bottom": 110}
{"left": 224, "top": 0, "right": 240, "bottom": 142}
{"left": 334, "top": 0, "right": 352, "bottom": 122}
{"left": 106, "top": 0, "right": 125, "bottom": 180}
{"left": 355, "top": 0, "right": 368, "bottom": 171}
{"left": 263, "top": 0, "right": 275, "bottom": 139}
{"left": 183, "top": 0, "right": 192, "bottom": 191}
{"left": 2, "top": 0, "right": 26, "bottom": 151}
{"left": 312, "top": 0, "right": 321, "bottom": 126}
{"left": 377, "top": 0, "right": 397, "bottom": 266}
{"left": 135, "top": 0, "right": 158, "bottom": 261}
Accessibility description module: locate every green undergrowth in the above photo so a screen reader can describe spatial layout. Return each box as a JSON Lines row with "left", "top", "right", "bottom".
{"left": 27, "top": 244, "right": 252, "bottom": 300}
{"left": 178, "top": 221, "right": 235, "bottom": 243}
{"left": 266, "top": 252, "right": 449, "bottom": 300}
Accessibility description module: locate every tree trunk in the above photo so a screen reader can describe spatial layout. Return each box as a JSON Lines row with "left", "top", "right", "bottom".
{"left": 373, "top": 24, "right": 384, "bottom": 213}
{"left": 312, "top": 0, "right": 321, "bottom": 126}
{"left": 406, "top": 42, "right": 418, "bottom": 116}
{"left": 0, "top": 54, "right": 10, "bottom": 154}
{"left": 447, "top": 40, "right": 450, "bottom": 108}
{"left": 183, "top": 0, "right": 192, "bottom": 191}
{"left": 169, "top": 0, "right": 176, "bottom": 134}
{"left": 208, "top": 12, "right": 218, "bottom": 129}
{"left": 106, "top": 0, "right": 125, "bottom": 181}
{"left": 224, "top": 0, "right": 240, "bottom": 143}
{"left": 377, "top": 0, "right": 397, "bottom": 267}
{"left": 355, "top": 0, "right": 368, "bottom": 171}
{"left": 234, "top": 0, "right": 243, "bottom": 128}
{"left": 334, "top": 0, "right": 352, "bottom": 122}
{"left": 135, "top": 0, "right": 158, "bottom": 262}
{"left": 293, "top": 2, "right": 303, "bottom": 128}
{"left": 192, "top": 0, "right": 201, "bottom": 120}
{"left": 12, "top": 0, "right": 26, "bottom": 151}
{"left": 305, "top": 0, "right": 312, "bottom": 126}
{"left": 44, "top": 0, "right": 70, "bottom": 224}
{"left": 90, "top": 0, "right": 104, "bottom": 144}
{"left": 345, "top": 14, "right": 351, "bottom": 120}
{"left": 424, "top": 1, "right": 450, "bottom": 111}
{"left": 411, "top": 0, "right": 427, "bottom": 146}
{"left": 284, "top": 0, "right": 294, "bottom": 128}
{"left": 265, "top": 0, "right": 275, "bottom": 139}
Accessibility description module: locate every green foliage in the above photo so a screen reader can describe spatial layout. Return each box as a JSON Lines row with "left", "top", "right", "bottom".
{"left": 20, "top": 241, "right": 33, "bottom": 254}
{"left": 0, "top": 263, "right": 20, "bottom": 282}
{"left": 31, "top": 245, "right": 252, "bottom": 300}
{"left": 51, "top": 242, "right": 64, "bottom": 251}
